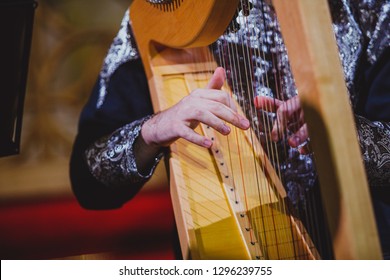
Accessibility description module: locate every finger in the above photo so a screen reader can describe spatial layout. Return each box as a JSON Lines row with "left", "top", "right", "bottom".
{"left": 287, "top": 124, "right": 310, "bottom": 148}
{"left": 178, "top": 125, "right": 214, "bottom": 148}
{"left": 207, "top": 67, "right": 226, "bottom": 90}
{"left": 254, "top": 96, "right": 283, "bottom": 112}
{"left": 212, "top": 106, "right": 250, "bottom": 130}
{"left": 188, "top": 103, "right": 249, "bottom": 133}
{"left": 271, "top": 110, "right": 289, "bottom": 141}
{"left": 271, "top": 97, "right": 302, "bottom": 141}
{"left": 205, "top": 67, "right": 237, "bottom": 112}
{"left": 191, "top": 89, "right": 237, "bottom": 112}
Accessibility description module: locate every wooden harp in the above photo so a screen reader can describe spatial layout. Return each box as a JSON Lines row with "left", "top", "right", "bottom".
{"left": 131, "top": 0, "right": 381, "bottom": 259}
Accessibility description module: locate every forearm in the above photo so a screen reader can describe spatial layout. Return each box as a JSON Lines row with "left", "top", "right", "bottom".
{"left": 355, "top": 115, "right": 390, "bottom": 187}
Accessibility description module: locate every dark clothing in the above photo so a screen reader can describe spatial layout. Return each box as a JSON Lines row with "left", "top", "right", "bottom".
{"left": 70, "top": 59, "right": 153, "bottom": 209}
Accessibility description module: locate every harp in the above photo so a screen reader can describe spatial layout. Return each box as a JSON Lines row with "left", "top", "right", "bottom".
{"left": 130, "top": 0, "right": 382, "bottom": 259}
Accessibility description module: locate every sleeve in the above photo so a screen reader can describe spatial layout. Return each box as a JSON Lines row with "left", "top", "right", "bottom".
{"left": 355, "top": 115, "right": 390, "bottom": 188}
{"left": 355, "top": 48, "right": 390, "bottom": 188}
{"left": 69, "top": 11, "right": 159, "bottom": 209}
{"left": 84, "top": 115, "right": 163, "bottom": 188}
{"left": 353, "top": 2, "right": 390, "bottom": 188}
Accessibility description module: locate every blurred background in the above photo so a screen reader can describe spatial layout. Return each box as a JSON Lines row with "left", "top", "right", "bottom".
{"left": 0, "top": 0, "right": 174, "bottom": 259}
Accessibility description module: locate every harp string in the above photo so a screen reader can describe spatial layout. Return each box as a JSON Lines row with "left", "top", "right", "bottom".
{"left": 188, "top": 5, "right": 261, "bottom": 254}
{"left": 237, "top": 0, "right": 280, "bottom": 257}
{"left": 265, "top": 0, "right": 331, "bottom": 257}
{"left": 190, "top": 0, "right": 328, "bottom": 259}
{"left": 221, "top": 0, "right": 321, "bottom": 258}
{"left": 217, "top": 9, "right": 258, "bottom": 245}
{"left": 260, "top": 0, "right": 298, "bottom": 257}
{"left": 227, "top": 5, "right": 262, "bottom": 249}
{"left": 224, "top": 0, "right": 295, "bottom": 258}
{"left": 264, "top": 0, "right": 320, "bottom": 257}
{"left": 208, "top": 0, "right": 265, "bottom": 257}
{"left": 255, "top": 0, "right": 295, "bottom": 258}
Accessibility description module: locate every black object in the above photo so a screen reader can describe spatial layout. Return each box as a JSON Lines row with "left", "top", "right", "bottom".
{"left": 0, "top": 0, "right": 37, "bottom": 157}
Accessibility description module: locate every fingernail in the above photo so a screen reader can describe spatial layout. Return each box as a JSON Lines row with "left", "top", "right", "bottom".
{"left": 222, "top": 125, "right": 231, "bottom": 134}
{"left": 203, "top": 139, "right": 213, "bottom": 148}
{"left": 240, "top": 118, "right": 250, "bottom": 128}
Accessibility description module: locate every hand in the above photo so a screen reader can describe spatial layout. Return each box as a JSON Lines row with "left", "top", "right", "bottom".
{"left": 254, "top": 95, "right": 310, "bottom": 154}
{"left": 141, "top": 67, "right": 250, "bottom": 148}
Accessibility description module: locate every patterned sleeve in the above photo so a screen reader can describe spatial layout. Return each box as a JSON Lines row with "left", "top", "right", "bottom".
{"left": 84, "top": 116, "right": 164, "bottom": 188}
{"left": 354, "top": 1, "right": 390, "bottom": 188}
{"left": 82, "top": 10, "right": 163, "bottom": 188}
{"left": 355, "top": 115, "right": 390, "bottom": 187}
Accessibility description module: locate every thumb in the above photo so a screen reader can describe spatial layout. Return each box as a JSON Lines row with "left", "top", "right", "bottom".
{"left": 206, "top": 67, "right": 226, "bottom": 90}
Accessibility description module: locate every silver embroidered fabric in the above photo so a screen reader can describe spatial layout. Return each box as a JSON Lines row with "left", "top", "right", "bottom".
{"left": 85, "top": 116, "right": 162, "bottom": 187}
{"left": 320, "top": 0, "right": 390, "bottom": 187}
{"left": 331, "top": 0, "right": 390, "bottom": 107}
{"left": 97, "top": 11, "right": 139, "bottom": 108}
{"left": 85, "top": 0, "right": 389, "bottom": 192}
{"left": 356, "top": 115, "right": 390, "bottom": 187}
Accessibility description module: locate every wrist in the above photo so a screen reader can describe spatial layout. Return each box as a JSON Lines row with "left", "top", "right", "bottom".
{"left": 140, "top": 116, "right": 159, "bottom": 148}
